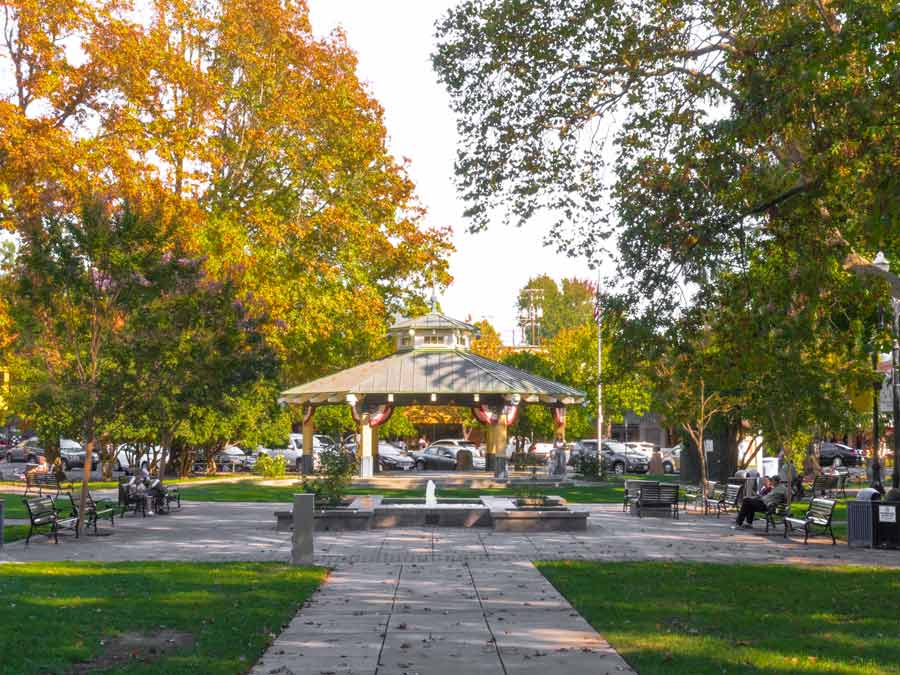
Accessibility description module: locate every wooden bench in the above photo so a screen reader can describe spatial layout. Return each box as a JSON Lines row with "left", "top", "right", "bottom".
{"left": 24, "top": 496, "right": 79, "bottom": 544}
{"left": 705, "top": 483, "right": 743, "bottom": 518}
{"left": 65, "top": 492, "right": 116, "bottom": 535}
{"left": 623, "top": 480, "right": 658, "bottom": 512}
{"left": 636, "top": 483, "right": 680, "bottom": 519}
{"left": 24, "top": 472, "right": 62, "bottom": 498}
{"left": 784, "top": 497, "right": 837, "bottom": 544}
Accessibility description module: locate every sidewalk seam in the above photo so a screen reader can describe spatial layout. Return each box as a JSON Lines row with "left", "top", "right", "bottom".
{"left": 464, "top": 561, "right": 508, "bottom": 675}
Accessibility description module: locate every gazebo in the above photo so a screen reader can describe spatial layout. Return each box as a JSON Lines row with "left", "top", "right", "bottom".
{"left": 279, "top": 312, "right": 586, "bottom": 477}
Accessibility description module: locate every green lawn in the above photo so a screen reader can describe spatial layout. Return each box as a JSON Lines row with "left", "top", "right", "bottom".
{"left": 1, "top": 492, "right": 28, "bottom": 518}
{"left": 538, "top": 561, "right": 900, "bottom": 675}
{"left": 178, "top": 479, "right": 625, "bottom": 504}
{"left": 0, "top": 561, "right": 325, "bottom": 675}
{"left": 3, "top": 524, "right": 28, "bottom": 543}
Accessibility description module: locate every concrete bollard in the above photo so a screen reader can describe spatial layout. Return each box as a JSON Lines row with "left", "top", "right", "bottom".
{"left": 291, "top": 493, "right": 314, "bottom": 565}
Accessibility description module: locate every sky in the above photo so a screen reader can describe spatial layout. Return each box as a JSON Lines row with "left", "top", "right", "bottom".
{"left": 307, "top": 1, "right": 598, "bottom": 345}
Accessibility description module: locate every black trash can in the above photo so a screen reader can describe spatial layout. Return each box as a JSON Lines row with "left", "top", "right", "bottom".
{"left": 875, "top": 502, "right": 900, "bottom": 550}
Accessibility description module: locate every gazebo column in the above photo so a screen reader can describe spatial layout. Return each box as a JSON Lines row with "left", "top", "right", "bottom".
{"left": 493, "top": 412, "right": 509, "bottom": 478}
{"left": 553, "top": 405, "right": 567, "bottom": 442}
{"left": 484, "top": 424, "right": 496, "bottom": 471}
{"left": 301, "top": 408, "right": 315, "bottom": 474}
{"left": 359, "top": 414, "right": 377, "bottom": 479}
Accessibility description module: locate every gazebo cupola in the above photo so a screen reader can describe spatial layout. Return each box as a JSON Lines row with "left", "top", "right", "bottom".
{"left": 387, "top": 312, "right": 481, "bottom": 352}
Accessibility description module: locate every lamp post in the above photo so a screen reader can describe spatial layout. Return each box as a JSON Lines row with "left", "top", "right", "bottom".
{"left": 871, "top": 252, "right": 900, "bottom": 489}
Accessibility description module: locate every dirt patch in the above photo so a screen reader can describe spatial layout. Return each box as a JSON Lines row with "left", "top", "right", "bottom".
{"left": 70, "top": 630, "right": 195, "bottom": 673}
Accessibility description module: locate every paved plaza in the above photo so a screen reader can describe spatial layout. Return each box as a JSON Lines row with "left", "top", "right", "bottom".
{"left": 3, "top": 501, "right": 898, "bottom": 674}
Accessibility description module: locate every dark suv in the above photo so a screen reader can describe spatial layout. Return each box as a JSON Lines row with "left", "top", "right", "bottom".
{"left": 570, "top": 439, "right": 649, "bottom": 475}
{"left": 818, "top": 442, "right": 863, "bottom": 467}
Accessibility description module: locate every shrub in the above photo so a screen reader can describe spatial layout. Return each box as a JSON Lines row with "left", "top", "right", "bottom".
{"left": 254, "top": 453, "right": 287, "bottom": 478}
{"left": 576, "top": 453, "right": 601, "bottom": 480}
{"left": 302, "top": 447, "right": 357, "bottom": 506}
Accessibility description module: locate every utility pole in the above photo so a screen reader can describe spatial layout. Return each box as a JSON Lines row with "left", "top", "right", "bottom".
{"left": 519, "top": 288, "right": 544, "bottom": 346}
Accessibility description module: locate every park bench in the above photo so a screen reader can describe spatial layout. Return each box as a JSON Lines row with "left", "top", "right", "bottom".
{"left": 784, "top": 497, "right": 837, "bottom": 545}
{"left": 118, "top": 478, "right": 147, "bottom": 517}
{"left": 705, "top": 483, "right": 743, "bottom": 518}
{"left": 623, "top": 479, "right": 658, "bottom": 512}
{"left": 150, "top": 483, "right": 181, "bottom": 514}
{"left": 635, "top": 483, "right": 680, "bottom": 519}
{"left": 764, "top": 495, "right": 788, "bottom": 533}
{"left": 23, "top": 495, "right": 78, "bottom": 544}
{"left": 65, "top": 491, "right": 116, "bottom": 535}
{"left": 24, "top": 472, "right": 62, "bottom": 498}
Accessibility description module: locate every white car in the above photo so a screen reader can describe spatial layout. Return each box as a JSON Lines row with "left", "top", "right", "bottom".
{"left": 216, "top": 445, "right": 252, "bottom": 471}
{"left": 114, "top": 443, "right": 162, "bottom": 473}
{"left": 625, "top": 442, "right": 657, "bottom": 459}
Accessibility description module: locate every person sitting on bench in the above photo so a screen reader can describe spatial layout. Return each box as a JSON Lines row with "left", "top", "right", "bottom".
{"left": 732, "top": 476, "right": 787, "bottom": 529}
{"left": 22, "top": 455, "right": 49, "bottom": 479}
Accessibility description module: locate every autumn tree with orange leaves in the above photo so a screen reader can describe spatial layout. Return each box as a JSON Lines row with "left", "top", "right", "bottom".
{"left": 1, "top": 1, "right": 451, "bottom": 469}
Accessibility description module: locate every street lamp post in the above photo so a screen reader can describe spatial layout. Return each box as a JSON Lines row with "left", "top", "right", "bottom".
{"left": 871, "top": 252, "right": 900, "bottom": 489}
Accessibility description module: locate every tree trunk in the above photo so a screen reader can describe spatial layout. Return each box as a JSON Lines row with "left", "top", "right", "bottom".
{"left": 77, "top": 435, "right": 95, "bottom": 533}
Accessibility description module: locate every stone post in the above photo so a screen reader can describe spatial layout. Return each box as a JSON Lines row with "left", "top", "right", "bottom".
{"left": 291, "top": 493, "right": 314, "bottom": 565}
{"left": 301, "top": 414, "right": 315, "bottom": 474}
{"left": 359, "top": 416, "right": 376, "bottom": 478}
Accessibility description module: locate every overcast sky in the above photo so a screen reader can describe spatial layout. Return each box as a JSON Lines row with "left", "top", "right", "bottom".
{"left": 307, "top": 1, "right": 598, "bottom": 344}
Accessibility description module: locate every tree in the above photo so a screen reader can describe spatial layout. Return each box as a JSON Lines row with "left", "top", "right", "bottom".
{"left": 470, "top": 319, "right": 506, "bottom": 360}
{"left": 1, "top": 0, "right": 453, "bottom": 391}
{"left": 434, "top": 1, "right": 899, "bottom": 318}
{"left": 11, "top": 200, "right": 181, "bottom": 529}
{"left": 516, "top": 276, "right": 594, "bottom": 342}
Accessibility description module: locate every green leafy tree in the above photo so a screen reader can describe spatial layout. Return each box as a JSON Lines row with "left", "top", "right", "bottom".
{"left": 516, "top": 276, "right": 594, "bottom": 342}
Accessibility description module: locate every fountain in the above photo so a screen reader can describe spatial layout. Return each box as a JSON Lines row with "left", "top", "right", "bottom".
{"left": 425, "top": 480, "right": 437, "bottom": 507}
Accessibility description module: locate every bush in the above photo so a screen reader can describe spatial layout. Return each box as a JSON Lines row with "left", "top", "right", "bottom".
{"left": 576, "top": 453, "right": 601, "bottom": 480}
{"left": 301, "top": 447, "right": 357, "bottom": 507}
{"left": 254, "top": 453, "right": 287, "bottom": 479}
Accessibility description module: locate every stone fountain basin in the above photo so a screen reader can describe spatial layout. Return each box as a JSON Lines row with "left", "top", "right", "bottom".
{"left": 374, "top": 497, "right": 490, "bottom": 528}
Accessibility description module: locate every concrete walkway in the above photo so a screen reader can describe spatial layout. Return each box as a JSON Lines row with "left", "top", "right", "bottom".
{"left": 251, "top": 561, "right": 633, "bottom": 675}
{"left": 4, "top": 502, "right": 899, "bottom": 567}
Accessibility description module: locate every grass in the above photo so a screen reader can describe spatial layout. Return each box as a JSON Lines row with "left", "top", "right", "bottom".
{"left": 0, "top": 561, "right": 326, "bottom": 675}
{"left": 537, "top": 560, "right": 900, "bottom": 675}
{"left": 1, "top": 492, "right": 28, "bottom": 518}
{"left": 3, "top": 524, "right": 28, "bottom": 543}
{"left": 178, "top": 479, "right": 625, "bottom": 504}
{"left": 0, "top": 474, "right": 247, "bottom": 490}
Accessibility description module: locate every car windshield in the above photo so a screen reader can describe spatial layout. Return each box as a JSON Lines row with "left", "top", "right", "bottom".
{"left": 603, "top": 441, "right": 627, "bottom": 453}
{"left": 580, "top": 441, "right": 598, "bottom": 452}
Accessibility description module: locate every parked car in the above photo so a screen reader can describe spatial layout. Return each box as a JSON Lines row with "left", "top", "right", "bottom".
{"left": 114, "top": 444, "right": 165, "bottom": 473}
{"left": 427, "top": 438, "right": 478, "bottom": 452}
{"left": 216, "top": 445, "right": 252, "bottom": 471}
{"left": 412, "top": 444, "right": 485, "bottom": 470}
{"left": 5, "top": 437, "right": 46, "bottom": 463}
{"left": 377, "top": 442, "right": 414, "bottom": 471}
{"left": 600, "top": 440, "right": 649, "bottom": 475}
{"left": 660, "top": 444, "right": 682, "bottom": 474}
{"left": 58, "top": 439, "right": 86, "bottom": 470}
{"left": 625, "top": 441, "right": 657, "bottom": 459}
{"left": 818, "top": 442, "right": 863, "bottom": 467}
